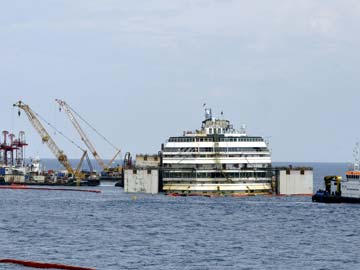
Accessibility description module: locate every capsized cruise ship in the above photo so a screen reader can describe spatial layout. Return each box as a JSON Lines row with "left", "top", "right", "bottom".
{"left": 160, "top": 108, "right": 272, "bottom": 195}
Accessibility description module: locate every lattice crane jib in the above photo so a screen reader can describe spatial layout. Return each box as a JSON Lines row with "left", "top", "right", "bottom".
{"left": 56, "top": 99, "right": 120, "bottom": 171}
{"left": 13, "top": 101, "right": 75, "bottom": 175}
{"left": 55, "top": 99, "right": 107, "bottom": 170}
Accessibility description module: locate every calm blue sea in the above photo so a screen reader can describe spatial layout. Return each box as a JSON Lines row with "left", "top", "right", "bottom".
{"left": 0, "top": 162, "right": 359, "bottom": 270}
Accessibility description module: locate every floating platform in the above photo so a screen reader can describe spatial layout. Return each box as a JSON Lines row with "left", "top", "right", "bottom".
{"left": 0, "top": 185, "right": 101, "bottom": 193}
{"left": 0, "top": 178, "right": 100, "bottom": 187}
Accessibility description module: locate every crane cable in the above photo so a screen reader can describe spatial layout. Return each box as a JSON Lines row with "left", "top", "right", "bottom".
{"left": 65, "top": 103, "right": 119, "bottom": 151}
{"left": 32, "top": 110, "right": 84, "bottom": 152}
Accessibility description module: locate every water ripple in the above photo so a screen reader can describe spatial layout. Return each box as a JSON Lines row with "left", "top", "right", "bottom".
{"left": 0, "top": 164, "right": 359, "bottom": 269}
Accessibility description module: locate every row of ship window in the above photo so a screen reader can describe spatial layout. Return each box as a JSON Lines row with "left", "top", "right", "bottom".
{"left": 162, "top": 171, "right": 269, "bottom": 178}
{"left": 347, "top": 175, "right": 360, "bottom": 179}
{"left": 163, "top": 147, "right": 268, "bottom": 153}
{"left": 208, "top": 128, "right": 226, "bottom": 134}
{"left": 163, "top": 154, "right": 270, "bottom": 158}
{"left": 162, "top": 163, "right": 271, "bottom": 169}
{"left": 164, "top": 181, "right": 271, "bottom": 184}
{"left": 168, "top": 137, "right": 263, "bottom": 142}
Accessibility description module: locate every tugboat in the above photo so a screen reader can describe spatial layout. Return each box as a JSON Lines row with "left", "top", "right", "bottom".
{"left": 313, "top": 144, "right": 360, "bottom": 204}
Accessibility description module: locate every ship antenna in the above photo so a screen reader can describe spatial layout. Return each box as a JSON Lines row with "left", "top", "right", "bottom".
{"left": 353, "top": 142, "right": 360, "bottom": 171}
{"left": 204, "top": 107, "right": 212, "bottom": 120}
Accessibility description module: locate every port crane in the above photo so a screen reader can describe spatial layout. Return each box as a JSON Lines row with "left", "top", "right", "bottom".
{"left": 55, "top": 99, "right": 121, "bottom": 172}
{"left": 13, "top": 101, "right": 88, "bottom": 181}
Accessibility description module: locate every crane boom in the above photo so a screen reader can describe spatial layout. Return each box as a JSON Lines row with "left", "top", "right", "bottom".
{"left": 75, "top": 150, "right": 88, "bottom": 174}
{"left": 56, "top": 99, "right": 118, "bottom": 170}
{"left": 13, "top": 101, "right": 75, "bottom": 175}
{"left": 108, "top": 149, "right": 121, "bottom": 169}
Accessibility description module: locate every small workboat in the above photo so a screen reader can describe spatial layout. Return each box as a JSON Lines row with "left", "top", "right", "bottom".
{"left": 313, "top": 145, "right": 360, "bottom": 204}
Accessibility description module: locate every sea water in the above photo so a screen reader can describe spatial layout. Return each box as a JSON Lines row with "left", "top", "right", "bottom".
{"left": 0, "top": 162, "right": 359, "bottom": 270}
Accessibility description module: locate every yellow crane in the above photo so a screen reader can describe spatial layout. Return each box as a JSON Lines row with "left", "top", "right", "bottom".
{"left": 55, "top": 99, "right": 121, "bottom": 172}
{"left": 13, "top": 100, "right": 86, "bottom": 183}
{"left": 324, "top": 175, "right": 342, "bottom": 195}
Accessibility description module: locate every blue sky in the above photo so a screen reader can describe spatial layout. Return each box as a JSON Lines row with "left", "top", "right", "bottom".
{"left": 1, "top": 0, "right": 360, "bottom": 162}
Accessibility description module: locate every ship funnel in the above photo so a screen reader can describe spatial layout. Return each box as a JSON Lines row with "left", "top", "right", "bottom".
{"left": 205, "top": 108, "right": 212, "bottom": 120}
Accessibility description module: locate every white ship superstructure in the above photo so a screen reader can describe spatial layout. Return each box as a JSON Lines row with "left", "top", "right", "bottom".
{"left": 343, "top": 146, "right": 360, "bottom": 199}
{"left": 161, "top": 108, "right": 272, "bottom": 195}
{"left": 342, "top": 171, "right": 360, "bottom": 199}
